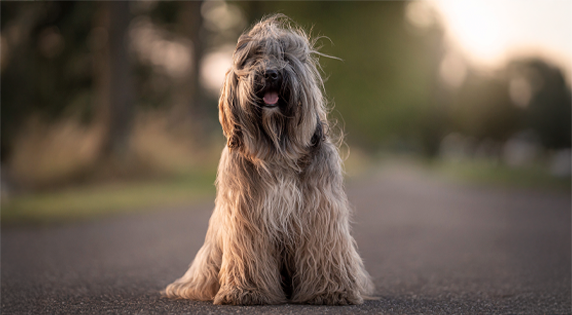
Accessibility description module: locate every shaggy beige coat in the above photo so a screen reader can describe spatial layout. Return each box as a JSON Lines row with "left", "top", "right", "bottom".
{"left": 164, "top": 14, "right": 374, "bottom": 305}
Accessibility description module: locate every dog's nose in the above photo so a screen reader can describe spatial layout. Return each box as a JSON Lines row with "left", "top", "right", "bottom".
{"left": 265, "top": 70, "right": 279, "bottom": 81}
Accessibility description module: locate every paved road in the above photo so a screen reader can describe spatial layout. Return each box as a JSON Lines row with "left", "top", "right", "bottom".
{"left": 2, "top": 167, "right": 571, "bottom": 314}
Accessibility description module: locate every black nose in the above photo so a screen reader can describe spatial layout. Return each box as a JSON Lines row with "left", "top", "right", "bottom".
{"left": 265, "top": 70, "right": 279, "bottom": 81}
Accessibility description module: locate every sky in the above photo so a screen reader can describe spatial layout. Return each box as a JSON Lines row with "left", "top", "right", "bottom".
{"left": 429, "top": 0, "right": 572, "bottom": 80}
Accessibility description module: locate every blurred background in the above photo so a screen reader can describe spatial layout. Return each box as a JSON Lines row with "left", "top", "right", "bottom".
{"left": 1, "top": 0, "right": 570, "bottom": 224}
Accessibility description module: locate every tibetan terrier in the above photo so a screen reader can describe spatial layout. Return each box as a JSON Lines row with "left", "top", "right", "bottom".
{"left": 164, "top": 14, "right": 373, "bottom": 305}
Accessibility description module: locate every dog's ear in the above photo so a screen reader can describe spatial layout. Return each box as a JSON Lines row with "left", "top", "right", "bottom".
{"left": 219, "top": 71, "right": 242, "bottom": 149}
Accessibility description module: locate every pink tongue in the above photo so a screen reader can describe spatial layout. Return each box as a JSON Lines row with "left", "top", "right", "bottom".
{"left": 263, "top": 91, "right": 279, "bottom": 105}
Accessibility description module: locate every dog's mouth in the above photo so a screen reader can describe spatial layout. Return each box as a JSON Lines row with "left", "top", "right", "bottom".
{"left": 262, "top": 90, "right": 280, "bottom": 107}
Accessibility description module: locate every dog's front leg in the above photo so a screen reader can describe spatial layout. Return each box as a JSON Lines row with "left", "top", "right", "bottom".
{"left": 213, "top": 207, "right": 287, "bottom": 305}
{"left": 290, "top": 145, "right": 374, "bottom": 305}
{"left": 290, "top": 209, "right": 368, "bottom": 306}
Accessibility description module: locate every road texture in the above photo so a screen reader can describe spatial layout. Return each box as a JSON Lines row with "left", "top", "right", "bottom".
{"left": 2, "top": 166, "right": 571, "bottom": 314}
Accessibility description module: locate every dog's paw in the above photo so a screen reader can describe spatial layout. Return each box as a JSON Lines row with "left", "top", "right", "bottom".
{"left": 301, "top": 291, "right": 364, "bottom": 305}
{"left": 213, "top": 287, "right": 284, "bottom": 305}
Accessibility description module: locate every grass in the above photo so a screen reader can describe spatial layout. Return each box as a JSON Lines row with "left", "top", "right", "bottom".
{"left": 1, "top": 170, "right": 216, "bottom": 226}
{"left": 427, "top": 158, "right": 571, "bottom": 191}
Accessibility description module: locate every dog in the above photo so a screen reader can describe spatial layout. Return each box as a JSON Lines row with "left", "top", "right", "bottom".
{"left": 164, "top": 14, "right": 374, "bottom": 305}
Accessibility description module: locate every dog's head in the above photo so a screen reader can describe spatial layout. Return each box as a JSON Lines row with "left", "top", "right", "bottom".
{"left": 219, "top": 14, "right": 328, "bottom": 165}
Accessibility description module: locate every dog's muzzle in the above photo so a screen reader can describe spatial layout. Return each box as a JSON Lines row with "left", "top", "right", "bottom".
{"left": 262, "top": 70, "right": 282, "bottom": 107}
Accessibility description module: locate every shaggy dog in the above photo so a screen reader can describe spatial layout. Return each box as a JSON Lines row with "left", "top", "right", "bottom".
{"left": 164, "top": 15, "right": 374, "bottom": 305}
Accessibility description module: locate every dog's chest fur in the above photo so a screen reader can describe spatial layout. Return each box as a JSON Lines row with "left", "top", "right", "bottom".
{"left": 260, "top": 171, "right": 304, "bottom": 236}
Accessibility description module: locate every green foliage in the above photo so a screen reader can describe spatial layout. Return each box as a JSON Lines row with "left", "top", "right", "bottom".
{"left": 516, "top": 59, "right": 572, "bottom": 149}
{"left": 449, "top": 72, "right": 522, "bottom": 142}
{"left": 1, "top": 2, "right": 95, "bottom": 159}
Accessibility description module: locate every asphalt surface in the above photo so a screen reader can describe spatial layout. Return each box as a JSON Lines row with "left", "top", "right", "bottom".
{"left": 2, "top": 167, "right": 571, "bottom": 314}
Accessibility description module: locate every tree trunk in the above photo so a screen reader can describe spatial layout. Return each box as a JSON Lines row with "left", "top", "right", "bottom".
{"left": 174, "top": 1, "right": 208, "bottom": 134}
{"left": 94, "top": 1, "right": 134, "bottom": 164}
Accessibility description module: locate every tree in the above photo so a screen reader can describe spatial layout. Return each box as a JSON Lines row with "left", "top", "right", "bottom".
{"left": 95, "top": 1, "right": 135, "bottom": 162}
{"left": 513, "top": 59, "right": 572, "bottom": 149}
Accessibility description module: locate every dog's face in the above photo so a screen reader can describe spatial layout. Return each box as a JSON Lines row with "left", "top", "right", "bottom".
{"left": 219, "top": 15, "right": 326, "bottom": 164}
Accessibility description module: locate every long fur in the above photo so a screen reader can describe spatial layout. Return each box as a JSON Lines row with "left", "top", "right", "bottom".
{"left": 164, "top": 14, "right": 374, "bottom": 305}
